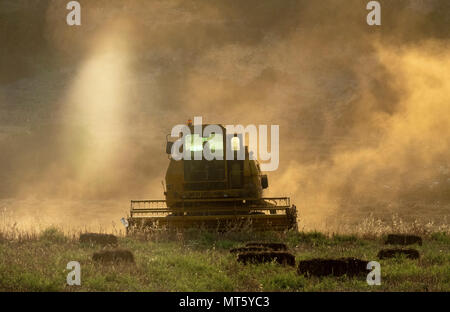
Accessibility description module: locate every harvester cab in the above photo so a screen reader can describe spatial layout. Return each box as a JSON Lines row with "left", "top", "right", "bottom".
{"left": 128, "top": 122, "right": 298, "bottom": 232}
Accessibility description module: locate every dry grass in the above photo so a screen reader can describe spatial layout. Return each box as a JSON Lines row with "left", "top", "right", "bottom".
{"left": 0, "top": 216, "right": 449, "bottom": 292}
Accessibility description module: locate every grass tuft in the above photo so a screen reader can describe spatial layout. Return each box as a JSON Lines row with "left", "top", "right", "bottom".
{"left": 39, "top": 227, "right": 67, "bottom": 244}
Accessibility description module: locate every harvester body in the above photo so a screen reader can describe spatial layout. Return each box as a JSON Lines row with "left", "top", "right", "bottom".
{"left": 128, "top": 123, "right": 297, "bottom": 232}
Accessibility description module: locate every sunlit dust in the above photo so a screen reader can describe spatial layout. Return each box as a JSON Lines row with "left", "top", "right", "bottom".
{"left": 61, "top": 22, "right": 133, "bottom": 188}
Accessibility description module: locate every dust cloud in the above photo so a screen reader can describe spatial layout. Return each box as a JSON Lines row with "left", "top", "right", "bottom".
{"left": 0, "top": 0, "right": 449, "bottom": 231}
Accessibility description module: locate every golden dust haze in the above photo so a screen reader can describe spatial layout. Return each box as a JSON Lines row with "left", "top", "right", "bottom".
{"left": 59, "top": 21, "right": 132, "bottom": 191}
{"left": 0, "top": 0, "right": 449, "bottom": 231}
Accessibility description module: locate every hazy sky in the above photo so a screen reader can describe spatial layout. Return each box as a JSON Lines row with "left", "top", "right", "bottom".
{"left": 0, "top": 0, "right": 449, "bottom": 230}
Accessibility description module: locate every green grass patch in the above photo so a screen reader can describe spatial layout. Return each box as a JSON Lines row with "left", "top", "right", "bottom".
{"left": 0, "top": 228, "right": 448, "bottom": 291}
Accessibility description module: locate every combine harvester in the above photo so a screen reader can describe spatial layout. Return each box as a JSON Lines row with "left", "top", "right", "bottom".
{"left": 127, "top": 121, "right": 298, "bottom": 232}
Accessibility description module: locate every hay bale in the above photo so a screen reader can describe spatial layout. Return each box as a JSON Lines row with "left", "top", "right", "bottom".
{"left": 245, "top": 242, "right": 288, "bottom": 251}
{"left": 92, "top": 249, "right": 135, "bottom": 263}
{"left": 237, "top": 251, "right": 295, "bottom": 266}
{"left": 297, "top": 258, "right": 369, "bottom": 277}
{"left": 79, "top": 233, "right": 118, "bottom": 246}
{"left": 385, "top": 234, "right": 422, "bottom": 246}
{"left": 230, "top": 247, "right": 270, "bottom": 253}
{"left": 377, "top": 248, "right": 420, "bottom": 260}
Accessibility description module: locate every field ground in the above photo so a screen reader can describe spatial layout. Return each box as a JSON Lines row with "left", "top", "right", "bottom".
{"left": 0, "top": 228, "right": 449, "bottom": 292}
